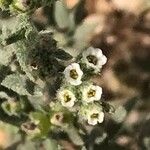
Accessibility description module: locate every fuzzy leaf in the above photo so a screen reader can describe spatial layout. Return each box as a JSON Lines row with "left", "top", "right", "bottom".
{"left": 63, "top": 125, "right": 84, "bottom": 146}
{"left": 28, "top": 95, "right": 45, "bottom": 110}
{"left": 74, "top": 19, "right": 99, "bottom": 50}
{"left": 1, "top": 73, "right": 31, "bottom": 96}
{"left": 53, "top": 49, "right": 72, "bottom": 60}
{"left": 95, "top": 132, "right": 107, "bottom": 144}
{"left": 0, "top": 45, "right": 15, "bottom": 65}
{"left": 16, "top": 141, "right": 36, "bottom": 150}
{"left": 112, "top": 106, "right": 127, "bottom": 123}
{"left": 42, "top": 139, "right": 58, "bottom": 150}
{"left": 54, "top": 1, "right": 70, "bottom": 29}
{"left": 0, "top": 91, "right": 9, "bottom": 99}
{"left": 3, "top": 14, "right": 38, "bottom": 45}
{"left": 143, "top": 137, "right": 150, "bottom": 150}
{"left": 81, "top": 146, "right": 87, "bottom": 150}
{"left": 16, "top": 42, "right": 35, "bottom": 81}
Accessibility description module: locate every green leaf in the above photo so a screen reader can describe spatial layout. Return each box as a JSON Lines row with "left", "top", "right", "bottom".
{"left": 27, "top": 83, "right": 45, "bottom": 110}
{"left": 16, "top": 141, "right": 36, "bottom": 150}
{"left": 42, "top": 139, "right": 58, "bottom": 150}
{"left": 0, "top": 26, "right": 11, "bottom": 46}
{"left": 28, "top": 95, "right": 45, "bottom": 110}
{"left": 54, "top": 0, "right": 70, "bottom": 29}
{"left": 95, "top": 132, "right": 107, "bottom": 144}
{"left": 143, "top": 137, "right": 150, "bottom": 150}
{"left": 74, "top": 19, "right": 99, "bottom": 50}
{"left": 1, "top": 73, "right": 31, "bottom": 96}
{"left": 81, "top": 146, "right": 87, "bottom": 150}
{"left": 112, "top": 106, "right": 127, "bottom": 123}
{"left": 0, "top": 45, "right": 15, "bottom": 66}
{"left": 16, "top": 42, "right": 35, "bottom": 81}
{"left": 0, "top": 91, "right": 9, "bottom": 99}
{"left": 53, "top": 49, "right": 72, "bottom": 60}
{"left": 17, "top": 139, "right": 58, "bottom": 150}
{"left": 0, "top": 65, "right": 11, "bottom": 82}
{"left": 4, "top": 28, "right": 26, "bottom": 45}
{"left": 63, "top": 125, "right": 84, "bottom": 146}
{"left": 3, "top": 14, "right": 38, "bottom": 45}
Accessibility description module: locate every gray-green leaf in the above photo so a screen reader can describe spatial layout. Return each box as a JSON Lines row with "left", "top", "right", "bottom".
{"left": 53, "top": 49, "right": 72, "bottom": 60}
{"left": 63, "top": 126, "right": 84, "bottom": 146}
{"left": 112, "top": 106, "right": 127, "bottom": 123}
{"left": 0, "top": 45, "right": 15, "bottom": 65}
{"left": 16, "top": 42, "right": 35, "bottom": 81}
{"left": 0, "top": 91, "right": 9, "bottom": 99}
{"left": 54, "top": 1, "right": 70, "bottom": 29}
{"left": 1, "top": 73, "right": 31, "bottom": 96}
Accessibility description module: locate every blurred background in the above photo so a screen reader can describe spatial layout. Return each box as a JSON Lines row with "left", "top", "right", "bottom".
{"left": 0, "top": 0, "right": 150, "bottom": 149}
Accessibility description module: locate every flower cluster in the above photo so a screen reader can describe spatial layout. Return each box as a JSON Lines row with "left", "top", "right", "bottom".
{"left": 56, "top": 47, "right": 107, "bottom": 125}
{"left": 20, "top": 47, "right": 108, "bottom": 138}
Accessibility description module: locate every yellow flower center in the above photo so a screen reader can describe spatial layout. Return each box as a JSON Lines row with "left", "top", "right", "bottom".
{"left": 91, "top": 113, "right": 99, "bottom": 119}
{"left": 87, "top": 89, "right": 96, "bottom": 98}
{"left": 70, "top": 69, "right": 78, "bottom": 79}
{"left": 64, "top": 93, "right": 72, "bottom": 103}
{"left": 86, "top": 55, "right": 98, "bottom": 65}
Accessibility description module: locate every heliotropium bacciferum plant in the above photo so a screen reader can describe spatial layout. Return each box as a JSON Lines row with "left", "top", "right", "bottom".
{"left": 0, "top": 0, "right": 115, "bottom": 148}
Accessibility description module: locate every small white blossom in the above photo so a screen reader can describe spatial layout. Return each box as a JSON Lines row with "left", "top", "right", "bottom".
{"left": 57, "top": 89, "right": 76, "bottom": 108}
{"left": 82, "top": 85, "right": 102, "bottom": 103}
{"left": 87, "top": 109, "right": 104, "bottom": 125}
{"left": 79, "top": 104, "right": 104, "bottom": 125}
{"left": 82, "top": 47, "right": 107, "bottom": 72}
{"left": 64, "top": 63, "right": 83, "bottom": 86}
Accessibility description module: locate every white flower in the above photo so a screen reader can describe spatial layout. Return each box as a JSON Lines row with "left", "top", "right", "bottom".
{"left": 57, "top": 89, "right": 76, "bottom": 108}
{"left": 82, "top": 85, "right": 102, "bottom": 103}
{"left": 87, "top": 109, "right": 104, "bottom": 125}
{"left": 82, "top": 47, "right": 107, "bottom": 72}
{"left": 79, "top": 104, "right": 104, "bottom": 125}
{"left": 64, "top": 63, "right": 83, "bottom": 86}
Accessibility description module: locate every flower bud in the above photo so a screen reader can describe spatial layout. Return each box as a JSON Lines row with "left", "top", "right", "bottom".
{"left": 50, "top": 111, "right": 72, "bottom": 127}
{"left": 1, "top": 99, "right": 23, "bottom": 116}
{"left": 21, "top": 121, "right": 41, "bottom": 138}
{"left": 50, "top": 112, "right": 65, "bottom": 126}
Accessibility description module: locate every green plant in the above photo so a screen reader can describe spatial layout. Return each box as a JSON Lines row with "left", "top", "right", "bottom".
{"left": 0, "top": 1, "right": 126, "bottom": 149}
